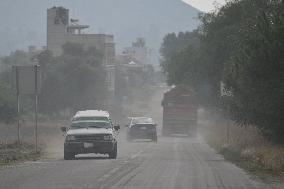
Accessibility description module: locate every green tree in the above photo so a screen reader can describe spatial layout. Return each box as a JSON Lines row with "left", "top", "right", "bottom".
{"left": 160, "top": 0, "right": 284, "bottom": 142}
{"left": 222, "top": 0, "right": 284, "bottom": 142}
{"left": 160, "top": 31, "right": 201, "bottom": 86}
{"left": 38, "top": 42, "right": 108, "bottom": 114}
{"left": 0, "top": 50, "right": 32, "bottom": 122}
{"left": 160, "top": 30, "right": 217, "bottom": 105}
{"left": 0, "top": 81, "right": 16, "bottom": 123}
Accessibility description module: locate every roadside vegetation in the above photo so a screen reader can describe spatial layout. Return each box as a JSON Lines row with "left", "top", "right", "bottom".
{"left": 0, "top": 42, "right": 108, "bottom": 162}
{"left": 199, "top": 111, "right": 284, "bottom": 179}
{"left": 0, "top": 142, "right": 41, "bottom": 167}
{"left": 160, "top": 0, "right": 284, "bottom": 175}
{"left": 0, "top": 41, "right": 157, "bottom": 163}
{"left": 38, "top": 42, "right": 108, "bottom": 114}
{"left": 1, "top": 42, "right": 108, "bottom": 117}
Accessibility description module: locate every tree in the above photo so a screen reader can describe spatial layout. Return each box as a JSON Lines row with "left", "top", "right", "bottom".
{"left": 160, "top": 31, "right": 201, "bottom": 86}
{"left": 0, "top": 50, "right": 32, "bottom": 122}
{"left": 160, "top": 0, "right": 284, "bottom": 142}
{"left": 160, "top": 30, "right": 219, "bottom": 105}
{"left": 0, "top": 81, "right": 16, "bottom": 123}
{"left": 222, "top": 0, "right": 284, "bottom": 142}
{"left": 38, "top": 42, "right": 108, "bottom": 114}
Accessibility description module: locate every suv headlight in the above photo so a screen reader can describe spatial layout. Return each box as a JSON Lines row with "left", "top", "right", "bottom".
{"left": 66, "top": 135, "right": 76, "bottom": 142}
{"left": 103, "top": 135, "right": 113, "bottom": 141}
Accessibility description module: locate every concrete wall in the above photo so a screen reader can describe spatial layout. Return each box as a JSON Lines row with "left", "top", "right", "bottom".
{"left": 46, "top": 7, "right": 116, "bottom": 65}
{"left": 47, "top": 7, "right": 69, "bottom": 56}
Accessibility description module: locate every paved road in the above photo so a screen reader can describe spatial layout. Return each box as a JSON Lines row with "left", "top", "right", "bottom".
{"left": 0, "top": 131, "right": 270, "bottom": 189}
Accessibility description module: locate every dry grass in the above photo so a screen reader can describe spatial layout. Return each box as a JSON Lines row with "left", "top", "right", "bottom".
{"left": 0, "top": 116, "right": 68, "bottom": 160}
{"left": 0, "top": 142, "right": 41, "bottom": 166}
{"left": 198, "top": 109, "right": 284, "bottom": 174}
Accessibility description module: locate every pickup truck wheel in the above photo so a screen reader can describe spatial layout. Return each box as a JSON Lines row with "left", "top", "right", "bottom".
{"left": 64, "top": 151, "right": 75, "bottom": 160}
{"left": 109, "top": 143, "right": 117, "bottom": 159}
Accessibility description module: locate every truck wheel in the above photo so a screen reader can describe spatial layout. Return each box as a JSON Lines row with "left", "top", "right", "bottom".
{"left": 64, "top": 151, "right": 75, "bottom": 160}
{"left": 109, "top": 143, "right": 117, "bottom": 159}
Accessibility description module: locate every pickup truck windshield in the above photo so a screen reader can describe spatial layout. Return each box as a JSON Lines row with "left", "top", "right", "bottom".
{"left": 72, "top": 117, "right": 109, "bottom": 122}
{"left": 70, "top": 121, "right": 111, "bottom": 129}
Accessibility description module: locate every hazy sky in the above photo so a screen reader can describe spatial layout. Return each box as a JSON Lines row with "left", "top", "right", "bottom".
{"left": 182, "top": 0, "right": 226, "bottom": 12}
{"left": 0, "top": 0, "right": 201, "bottom": 56}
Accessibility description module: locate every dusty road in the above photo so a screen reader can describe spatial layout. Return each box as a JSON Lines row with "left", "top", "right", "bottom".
{"left": 0, "top": 130, "right": 270, "bottom": 189}
{"left": 0, "top": 88, "right": 271, "bottom": 189}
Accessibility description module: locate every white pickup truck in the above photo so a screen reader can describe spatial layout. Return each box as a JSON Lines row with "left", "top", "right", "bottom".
{"left": 61, "top": 110, "right": 120, "bottom": 160}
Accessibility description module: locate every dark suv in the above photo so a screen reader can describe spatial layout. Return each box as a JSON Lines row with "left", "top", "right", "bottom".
{"left": 126, "top": 117, "right": 157, "bottom": 142}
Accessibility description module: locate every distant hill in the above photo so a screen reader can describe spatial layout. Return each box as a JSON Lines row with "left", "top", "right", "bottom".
{"left": 0, "top": 0, "right": 200, "bottom": 60}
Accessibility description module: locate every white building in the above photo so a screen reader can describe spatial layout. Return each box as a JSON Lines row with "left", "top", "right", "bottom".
{"left": 123, "top": 38, "right": 151, "bottom": 65}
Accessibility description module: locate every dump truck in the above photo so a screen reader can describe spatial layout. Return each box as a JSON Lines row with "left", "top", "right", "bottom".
{"left": 161, "top": 85, "right": 198, "bottom": 136}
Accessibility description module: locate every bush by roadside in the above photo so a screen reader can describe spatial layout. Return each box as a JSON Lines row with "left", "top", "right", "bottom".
{"left": 0, "top": 142, "right": 41, "bottom": 167}
{"left": 199, "top": 109, "right": 284, "bottom": 185}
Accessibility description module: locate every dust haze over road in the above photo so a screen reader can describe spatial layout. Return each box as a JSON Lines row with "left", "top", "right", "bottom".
{"left": 0, "top": 87, "right": 270, "bottom": 189}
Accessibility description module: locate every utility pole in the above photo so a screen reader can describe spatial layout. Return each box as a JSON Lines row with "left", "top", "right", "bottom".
{"left": 13, "top": 65, "right": 41, "bottom": 151}
{"left": 34, "top": 65, "right": 39, "bottom": 153}
{"left": 15, "top": 67, "right": 21, "bottom": 144}
{"left": 226, "top": 119, "right": 230, "bottom": 144}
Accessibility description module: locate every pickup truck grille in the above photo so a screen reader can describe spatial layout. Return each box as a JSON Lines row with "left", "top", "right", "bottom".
{"left": 74, "top": 134, "right": 105, "bottom": 142}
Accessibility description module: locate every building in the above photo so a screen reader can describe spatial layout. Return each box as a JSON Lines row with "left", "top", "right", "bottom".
{"left": 123, "top": 38, "right": 151, "bottom": 65}
{"left": 47, "top": 7, "right": 116, "bottom": 108}
{"left": 47, "top": 7, "right": 115, "bottom": 65}
{"left": 114, "top": 38, "right": 155, "bottom": 102}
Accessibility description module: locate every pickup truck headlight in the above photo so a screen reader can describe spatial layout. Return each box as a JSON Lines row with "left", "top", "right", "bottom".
{"left": 103, "top": 135, "right": 113, "bottom": 141}
{"left": 66, "top": 135, "right": 76, "bottom": 142}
